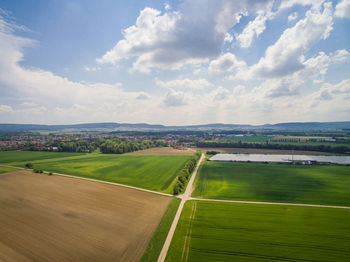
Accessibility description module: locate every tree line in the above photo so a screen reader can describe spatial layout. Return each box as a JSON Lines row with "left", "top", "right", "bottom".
{"left": 173, "top": 150, "right": 201, "bottom": 195}
{"left": 100, "top": 139, "right": 168, "bottom": 154}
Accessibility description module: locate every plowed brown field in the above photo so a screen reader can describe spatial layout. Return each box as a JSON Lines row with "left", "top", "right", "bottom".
{"left": 0, "top": 170, "right": 171, "bottom": 262}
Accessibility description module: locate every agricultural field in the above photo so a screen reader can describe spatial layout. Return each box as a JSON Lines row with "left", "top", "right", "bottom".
{"left": 219, "top": 135, "right": 269, "bottom": 143}
{"left": 127, "top": 147, "right": 194, "bottom": 155}
{"left": 166, "top": 201, "right": 350, "bottom": 262}
{"left": 0, "top": 166, "right": 17, "bottom": 174}
{"left": 193, "top": 161, "right": 350, "bottom": 206}
{"left": 3, "top": 151, "right": 192, "bottom": 193}
{"left": 0, "top": 151, "right": 85, "bottom": 164}
{"left": 0, "top": 170, "right": 171, "bottom": 262}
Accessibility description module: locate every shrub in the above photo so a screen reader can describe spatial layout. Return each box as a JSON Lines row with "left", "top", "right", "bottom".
{"left": 25, "top": 162, "right": 33, "bottom": 169}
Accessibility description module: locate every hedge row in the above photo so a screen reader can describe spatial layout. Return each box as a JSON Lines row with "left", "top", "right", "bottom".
{"left": 173, "top": 150, "right": 201, "bottom": 195}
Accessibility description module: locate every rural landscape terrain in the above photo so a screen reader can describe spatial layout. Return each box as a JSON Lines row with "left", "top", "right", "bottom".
{"left": 1, "top": 122, "right": 350, "bottom": 261}
{"left": 1, "top": 0, "right": 350, "bottom": 261}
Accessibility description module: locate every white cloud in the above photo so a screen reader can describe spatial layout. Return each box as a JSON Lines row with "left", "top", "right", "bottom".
{"left": 212, "top": 86, "right": 230, "bottom": 101}
{"left": 279, "top": 0, "right": 325, "bottom": 10}
{"left": 97, "top": 0, "right": 274, "bottom": 73}
{"left": 156, "top": 78, "right": 213, "bottom": 90}
{"left": 335, "top": 0, "right": 350, "bottom": 18}
{"left": 163, "top": 89, "right": 186, "bottom": 107}
{"left": 288, "top": 12, "right": 298, "bottom": 22}
{"left": 164, "top": 2, "right": 171, "bottom": 11}
{"left": 208, "top": 52, "right": 246, "bottom": 74}
{"left": 224, "top": 32, "right": 233, "bottom": 43}
{"left": 84, "top": 66, "right": 101, "bottom": 72}
{"left": 0, "top": 104, "right": 13, "bottom": 113}
{"left": 237, "top": 11, "right": 273, "bottom": 48}
{"left": 251, "top": 2, "right": 333, "bottom": 78}
{"left": 136, "top": 92, "right": 151, "bottom": 100}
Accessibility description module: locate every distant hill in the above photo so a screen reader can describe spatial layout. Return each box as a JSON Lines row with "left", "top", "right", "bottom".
{"left": 1, "top": 121, "right": 350, "bottom": 132}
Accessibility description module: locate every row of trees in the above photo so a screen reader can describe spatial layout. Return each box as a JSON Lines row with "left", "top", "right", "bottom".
{"left": 173, "top": 150, "right": 201, "bottom": 195}
{"left": 100, "top": 139, "right": 168, "bottom": 154}
{"left": 196, "top": 141, "right": 350, "bottom": 154}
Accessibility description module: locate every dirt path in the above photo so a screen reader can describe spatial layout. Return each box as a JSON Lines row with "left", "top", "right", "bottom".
{"left": 157, "top": 153, "right": 205, "bottom": 262}
{"left": 0, "top": 164, "right": 173, "bottom": 197}
{"left": 190, "top": 198, "right": 350, "bottom": 209}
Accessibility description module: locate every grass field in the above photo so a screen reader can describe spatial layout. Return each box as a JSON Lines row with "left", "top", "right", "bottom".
{"left": 193, "top": 161, "right": 350, "bottom": 206}
{"left": 0, "top": 151, "right": 85, "bottom": 164}
{"left": 166, "top": 201, "right": 350, "bottom": 262}
{"left": 0, "top": 166, "right": 17, "bottom": 174}
{"left": 0, "top": 170, "right": 171, "bottom": 262}
{"left": 141, "top": 198, "right": 181, "bottom": 262}
{"left": 4, "top": 152, "right": 192, "bottom": 192}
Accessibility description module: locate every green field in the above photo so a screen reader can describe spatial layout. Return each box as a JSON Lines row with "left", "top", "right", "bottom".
{"left": 3, "top": 151, "right": 192, "bottom": 192}
{"left": 141, "top": 198, "right": 181, "bottom": 262}
{"left": 0, "top": 151, "right": 85, "bottom": 164}
{"left": 220, "top": 136, "right": 269, "bottom": 143}
{"left": 166, "top": 201, "right": 350, "bottom": 262}
{"left": 193, "top": 161, "right": 350, "bottom": 206}
{"left": 0, "top": 166, "right": 17, "bottom": 174}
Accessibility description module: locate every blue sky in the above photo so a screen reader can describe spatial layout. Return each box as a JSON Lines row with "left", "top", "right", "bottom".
{"left": 0, "top": 0, "right": 349, "bottom": 125}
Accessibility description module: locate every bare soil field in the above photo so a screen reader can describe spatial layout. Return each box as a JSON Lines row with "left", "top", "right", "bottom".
{"left": 199, "top": 147, "right": 332, "bottom": 155}
{"left": 0, "top": 170, "right": 171, "bottom": 262}
{"left": 127, "top": 147, "right": 193, "bottom": 155}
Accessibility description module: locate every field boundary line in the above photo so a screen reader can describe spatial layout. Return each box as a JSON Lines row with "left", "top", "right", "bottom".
{"left": 0, "top": 164, "right": 173, "bottom": 197}
{"left": 190, "top": 197, "right": 350, "bottom": 209}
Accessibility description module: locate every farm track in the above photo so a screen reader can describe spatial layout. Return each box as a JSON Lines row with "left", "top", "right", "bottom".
{"left": 0, "top": 164, "right": 173, "bottom": 197}
{"left": 157, "top": 153, "right": 205, "bottom": 262}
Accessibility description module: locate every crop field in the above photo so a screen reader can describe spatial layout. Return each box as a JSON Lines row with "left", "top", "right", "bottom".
{"left": 166, "top": 201, "right": 350, "bottom": 262}
{"left": 4, "top": 152, "right": 192, "bottom": 192}
{"left": 0, "top": 151, "right": 85, "bottom": 164}
{"left": 193, "top": 161, "right": 350, "bottom": 206}
{"left": 0, "top": 170, "right": 171, "bottom": 262}
{"left": 127, "top": 147, "right": 194, "bottom": 155}
{"left": 0, "top": 166, "right": 17, "bottom": 174}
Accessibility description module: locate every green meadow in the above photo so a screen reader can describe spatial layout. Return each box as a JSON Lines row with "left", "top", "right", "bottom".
{"left": 0, "top": 166, "right": 17, "bottom": 174}
{"left": 166, "top": 201, "right": 350, "bottom": 262}
{"left": 2, "top": 151, "right": 192, "bottom": 192}
{"left": 193, "top": 161, "right": 350, "bottom": 206}
{"left": 0, "top": 151, "right": 85, "bottom": 164}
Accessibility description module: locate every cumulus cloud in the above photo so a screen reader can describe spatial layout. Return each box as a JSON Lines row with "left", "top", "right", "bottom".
{"left": 335, "top": 0, "right": 350, "bottom": 18}
{"left": 212, "top": 86, "right": 230, "bottom": 101}
{"left": 97, "top": 0, "right": 274, "bottom": 73}
{"left": 163, "top": 89, "right": 186, "bottom": 107}
{"left": 156, "top": 78, "right": 213, "bottom": 90}
{"left": 224, "top": 32, "right": 233, "bottom": 43}
{"left": 208, "top": 52, "right": 246, "bottom": 74}
{"left": 237, "top": 11, "right": 274, "bottom": 48}
{"left": 288, "top": 12, "right": 298, "bottom": 22}
{"left": 251, "top": 2, "right": 333, "bottom": 78}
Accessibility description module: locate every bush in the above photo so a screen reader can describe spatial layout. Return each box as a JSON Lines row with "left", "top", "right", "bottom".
{"left": 25, "top": 162, "right": 33, "bottom": 169}
{"left": 48, "top": 172, "right": 53, "bottom": 176}
{"left": 172, "top": 150, "right": 201, "bottom": 195}
{"left": 33, "top": 169, "right": 43, "bottom": 174}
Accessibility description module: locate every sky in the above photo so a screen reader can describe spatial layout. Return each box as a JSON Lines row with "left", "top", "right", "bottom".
{"left": 0, "top": 0, "right": 349, "bottom": 125}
